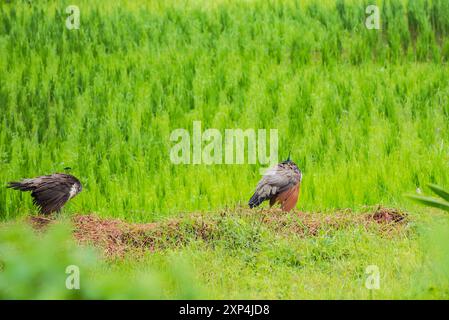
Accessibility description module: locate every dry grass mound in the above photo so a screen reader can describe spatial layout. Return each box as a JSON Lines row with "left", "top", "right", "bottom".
{"left": 26, "top": 206, "right": 408, "bottom": 257}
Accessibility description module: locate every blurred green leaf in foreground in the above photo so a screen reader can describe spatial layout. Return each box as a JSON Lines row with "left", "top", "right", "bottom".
{"left": 0, "top": 222, "right": 202, "bottom": 299}
{"left": 407, "top": 184, "right": 449, "bottom": 212}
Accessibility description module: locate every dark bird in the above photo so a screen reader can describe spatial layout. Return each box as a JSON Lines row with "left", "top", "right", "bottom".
{"left": 248, "top": 156, "right": 302, "bottom": 212}
{"left": 7, "top": 173, "right": 82, "bottom": 215}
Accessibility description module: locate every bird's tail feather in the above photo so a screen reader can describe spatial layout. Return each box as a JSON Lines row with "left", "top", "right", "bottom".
{"left": 6, "top": 180, "right": 34, "bottom": 191}
{"left": 248, "top": 193, "right": 266, "bottom": 208}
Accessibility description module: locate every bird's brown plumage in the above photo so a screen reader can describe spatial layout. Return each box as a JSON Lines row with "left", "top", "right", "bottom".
{"left": 270, "top": 182, "right": 300, "bottom": 212}
{"left": 249, "top": 159, "right": 302, "bottom": 212}
{"left": 7, "top": 173, "right": 82, "bottom": 215}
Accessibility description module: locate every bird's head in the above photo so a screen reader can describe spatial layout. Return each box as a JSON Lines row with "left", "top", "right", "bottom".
{"left": 281, "top": 151, "right": 292, "bottom": 164}
{"left": 281, "top": 152, "right": 302, "bottom": 180}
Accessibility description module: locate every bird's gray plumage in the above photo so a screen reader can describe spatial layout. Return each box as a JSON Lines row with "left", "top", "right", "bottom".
{"left": 249, "top": 160, "right": 302, "bottom": 210}
{"left": 7, "top": 173, "right": 82, "bottom": 215}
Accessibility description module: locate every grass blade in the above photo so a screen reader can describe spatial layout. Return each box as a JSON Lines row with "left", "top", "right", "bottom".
{"left": 406, "top": 194, "right": 449, "bottom": 212}
{"left": 428, "top": 184, "right": 449, "bottom": 202}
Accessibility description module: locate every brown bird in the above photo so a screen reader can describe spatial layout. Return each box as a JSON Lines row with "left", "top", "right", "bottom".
{"left": 7, "top": 173, "right": 82, "bottom": 215}
{"left": 248, "top": 156, "right": 302, "bottom": 212}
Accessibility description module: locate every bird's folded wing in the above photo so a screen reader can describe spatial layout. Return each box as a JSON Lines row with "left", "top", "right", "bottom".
{"left": 259, "top": 167, "right": 297, "bottom": 194}
{"left": 31, "top": 181, "right": 71, "bottom": 214}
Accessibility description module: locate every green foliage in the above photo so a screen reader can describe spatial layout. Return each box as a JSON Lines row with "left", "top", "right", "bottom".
{"left": 151, "top": 211, "right": 424, "bottom": 299}
{"left": 407, "top": 184, "right": 449, "bottom": 212}
{"left": 0, "top": 0, "right": 449, "bottom": 220}
{"left": 0, "top": 222, "right": 202, "bottom": 299}
{"left": 410, "top": 217, "right": 449, "bottom": 298}
{"left": 0, "top": 0, "right": 449, "bottom": 300}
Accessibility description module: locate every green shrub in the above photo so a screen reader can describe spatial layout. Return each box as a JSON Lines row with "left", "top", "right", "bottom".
{"left": 0, "top": 222, "right": 201, "bottom": 299}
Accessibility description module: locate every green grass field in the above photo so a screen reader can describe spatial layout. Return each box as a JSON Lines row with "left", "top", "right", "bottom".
{"left": 0, "top": 0, "right": 449, "bottom": 299}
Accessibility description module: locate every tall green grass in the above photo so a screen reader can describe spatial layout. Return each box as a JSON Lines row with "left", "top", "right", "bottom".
{"left": 0, "top": 0, "right": 448, "bottom": 220}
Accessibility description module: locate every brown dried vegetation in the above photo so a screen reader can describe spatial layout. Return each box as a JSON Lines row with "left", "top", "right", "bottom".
{"left": 26, "top": 206, "right": 408, "bottom": 257}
